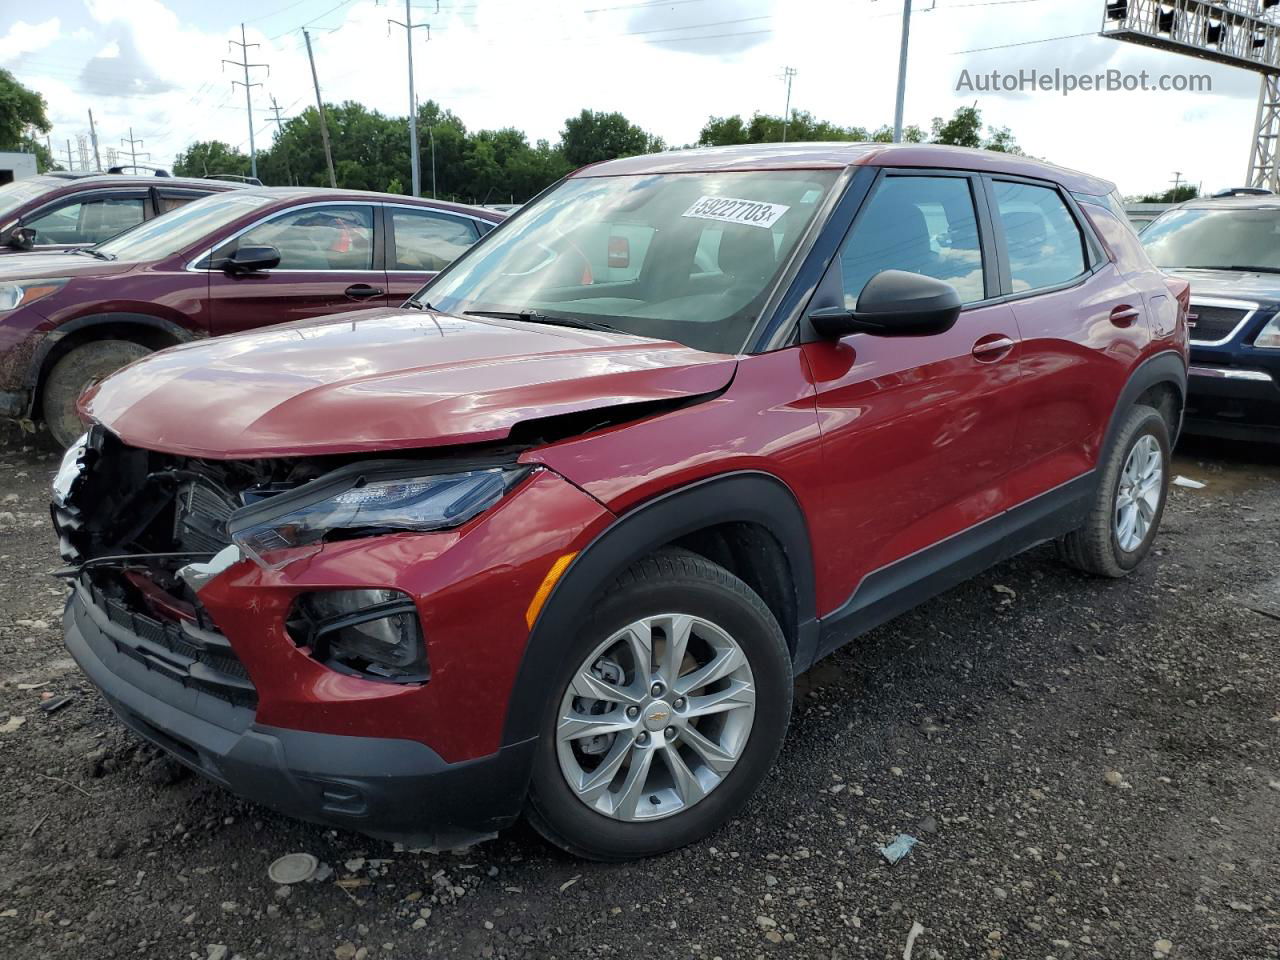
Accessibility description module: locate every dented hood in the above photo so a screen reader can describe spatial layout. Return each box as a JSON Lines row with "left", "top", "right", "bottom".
{"left": 82, "top": 308, "right": 737, "bottom": 458}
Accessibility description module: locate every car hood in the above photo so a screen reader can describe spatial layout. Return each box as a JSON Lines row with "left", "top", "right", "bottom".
{"left": 83, "top": 308, "right": 738, "bottom": 458}
{"left": 1166, "top": 267, "right": 1280, "bottom": 304}
{"left": 0, "top": 251, "right": 136, "bottom": 280}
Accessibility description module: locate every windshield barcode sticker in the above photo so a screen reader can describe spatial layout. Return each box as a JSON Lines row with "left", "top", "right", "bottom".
{"left": 682, "top": 196, "right": 790, "bottom": 229}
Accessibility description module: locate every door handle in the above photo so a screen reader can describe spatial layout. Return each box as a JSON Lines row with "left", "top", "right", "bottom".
{"left": 1110, "top": 304, "right": 1141, "bottom": 326}
{"left": 972, "top": 334, "right": 1015, "bottom": 362}
{"left": 344, "top": 283, "right": 384, "bottom": 300}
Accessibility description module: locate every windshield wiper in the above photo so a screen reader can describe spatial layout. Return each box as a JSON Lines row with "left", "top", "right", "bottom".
{"left": 1179, "top": 264, "right": 1280, "bottom": 274}
{"left": 72, "top": 248, "right": 116, "bottom": 261}
{"left": 464, "top": 309, "right": 620, "bottom": 333}
{"left": 403, "top": 299, "right": 427, "bottom": 310}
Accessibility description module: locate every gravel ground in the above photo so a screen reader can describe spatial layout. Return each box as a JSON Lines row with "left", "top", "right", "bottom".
{"left": 0, "top": 430, "right": 1277, "bottom": 960}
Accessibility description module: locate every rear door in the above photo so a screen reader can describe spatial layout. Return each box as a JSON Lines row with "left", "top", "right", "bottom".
{"left": 986, "top": 177, "right": 1151, "bottom": 501}
{"left": 22, "top": 188, "right": 148, "bottom": 250}
{"left": 383, "top": 204, "right": 484, "bottom": 303}
{"left": 207, "top": 202, "right": 387, "bottom": 336}
{"left": 801, "top": 170, "right": 1022, "bottom": 609}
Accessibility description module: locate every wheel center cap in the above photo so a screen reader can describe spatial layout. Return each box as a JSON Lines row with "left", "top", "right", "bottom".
{"left": 642, "top": 702, "right": 671, "bottom": 731}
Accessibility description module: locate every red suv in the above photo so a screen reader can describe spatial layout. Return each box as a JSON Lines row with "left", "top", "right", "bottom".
{"left": 0, "top": 188, "right": 502, "bottom": 444}
{"left": 52, "top": 144, "right": 1189, "bottom": 860}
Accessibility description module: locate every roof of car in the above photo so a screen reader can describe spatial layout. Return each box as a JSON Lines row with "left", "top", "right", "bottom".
{"left": 233, "top": 186, "right": 505, "bottom": 220}
{"left": 573, "top": 143, "right": 1116, "bottom": 196}
{"left": 1175, "top": 195, "right": 1280, "bottom": 211}
{"left": 37, "top": 173, "right": 246, "bottom": 190}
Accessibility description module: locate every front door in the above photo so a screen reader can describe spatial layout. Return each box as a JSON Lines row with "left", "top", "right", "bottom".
{"left": 801, "top": 171, "right": 1022, "bottom": 617}
{"left": 208, "top": 202, "right": 387, "bottom": 336}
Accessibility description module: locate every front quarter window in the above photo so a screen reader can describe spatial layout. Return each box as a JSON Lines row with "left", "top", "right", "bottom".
{"left": 419, "top": 170, "right": 839, "bottom": 354}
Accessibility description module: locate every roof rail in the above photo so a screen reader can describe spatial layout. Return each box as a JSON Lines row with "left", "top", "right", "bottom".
{"left": 1211, "top": 187, "right": 1273, "bottom": 198}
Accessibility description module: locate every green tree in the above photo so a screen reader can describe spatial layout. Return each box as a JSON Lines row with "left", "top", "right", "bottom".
{"left": 931, "top": 105, "right": 1022, "bottom": 154}
{"left": 173, "top": 141, "right": 251, "bottom": 179}
{"left": 560, "top": 110, "right": 661, "bottom": 167}
{"left": 1137, "top": 185, "right": 1198, "bottom": 203}
{"left": 0, "top": 69, "right": 57, "bottom": 171}
{"left": 698, "top": 111, "right": 923, "bottom": 146}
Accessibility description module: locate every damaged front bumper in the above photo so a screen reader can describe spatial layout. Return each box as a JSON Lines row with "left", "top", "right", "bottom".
{"left": 65, "top": 581, "right": 534, "bottom": 847}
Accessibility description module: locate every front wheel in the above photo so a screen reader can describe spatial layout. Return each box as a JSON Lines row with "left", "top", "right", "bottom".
{"left": 42, "top": 340, "right": 151, "bottom": 447}
{"left": 1057, "top": 403, "right": 1171, "bottom": 578}
{"left": 526, "top": 549, "right": 793, "bottom": 860}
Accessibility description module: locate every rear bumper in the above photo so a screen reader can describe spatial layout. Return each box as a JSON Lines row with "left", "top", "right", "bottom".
{"left": 64, "top": 589, "right": 534, "bottom": 848}
{"left": 1184, "top": 363, "right": 1280, "bottom": 441}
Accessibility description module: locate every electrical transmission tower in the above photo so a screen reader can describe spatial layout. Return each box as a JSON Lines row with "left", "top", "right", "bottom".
{"left": 224, "top": 23, "right": 269, "bottom": 180}
{"left": 120, "top": 128, "right": 148, "bottom": 168}
{"left": 388, "top": 1, "right": 437, "bottom": 197}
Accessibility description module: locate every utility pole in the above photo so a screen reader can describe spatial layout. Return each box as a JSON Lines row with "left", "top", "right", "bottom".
{"left": 893, "top": 0, "right": 911, "bottom": 143}
{"left": 780, "top": 66, "right": 797, "bottom": 142}
{"left": 64, "top": 139, "right": 74, "bottom": 172}
{"left": 1170, "top": 171, "right": 1184, "bottom": 197}
{"left": 87, "top": 109, "right": 102, "bottom": 170}
{"left": 121, "top": 127, "right": 149, "bottom": 168}
{"left": 388, "top": 1, "right": 434, "bottom": 197}
{"left": 270, "top": 95, "right": 293, "bottom": 185}
{"left": 303, "top": 29, "right": 338, "bottom": 189}
{"left": 428, "top": 125, "right": 436, "bottom": 198}
{"left": 224, "top": 23, "right": 268, "bottom": 180}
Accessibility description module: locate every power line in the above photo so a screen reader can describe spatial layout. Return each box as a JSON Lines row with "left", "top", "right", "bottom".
{"left": 953, "top": 30, "right": 1095, "bottom": 54}
{"left": 120, "top": 127, "right": 149, "bottom": 167}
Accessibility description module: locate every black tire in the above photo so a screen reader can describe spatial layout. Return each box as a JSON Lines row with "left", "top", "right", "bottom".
{"left": 526, "top": 548, "right": 793, "bottom": 861}
{"left": 1056, "top": 404, "right": 1171, "bottom": 578}
{"left": 41, "top": 340, "right": 151, "bottom": 447}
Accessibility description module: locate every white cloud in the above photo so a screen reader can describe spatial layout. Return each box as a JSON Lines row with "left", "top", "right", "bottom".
{"left": 0, "top": 17, "right": 61, "bottom": 64}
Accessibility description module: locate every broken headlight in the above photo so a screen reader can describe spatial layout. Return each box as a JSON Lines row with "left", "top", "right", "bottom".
{"left": 229, "top": 464, "right": 528, "bottom": 570}
{"left": 288, "top": 588, "right": 427, "bottom": 682}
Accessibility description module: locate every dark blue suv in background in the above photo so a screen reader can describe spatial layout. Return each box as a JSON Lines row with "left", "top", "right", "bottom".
{"left": 1142, "top": 195, "right": 1280, "bottom": 442}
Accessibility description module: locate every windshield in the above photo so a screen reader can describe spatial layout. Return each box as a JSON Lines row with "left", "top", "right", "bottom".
{"left": 417, "top": 169, "right": 840, "bottom": 354}
{"left": 0, "top": 176, "right": 61, "bottom": 224}
{"left": 94, "top": 191, "right": 273, "bottom": 262}
{"left": 1141, "top": 206, "right": 1280, "bottom": 271}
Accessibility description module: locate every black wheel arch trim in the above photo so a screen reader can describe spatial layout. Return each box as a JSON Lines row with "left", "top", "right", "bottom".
{"left": 24, "top": 312, "right": 196, "bottom": 395}
{"left": 500, "top": 470, "right": 819, "bottom": 747}
{"left": 1101, "top": 350, "right": 1187, "bottom": 454}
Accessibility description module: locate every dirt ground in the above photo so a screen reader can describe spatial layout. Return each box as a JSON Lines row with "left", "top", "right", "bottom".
{"left": 0, "top": 429, "right": 1277, "bottom": 960}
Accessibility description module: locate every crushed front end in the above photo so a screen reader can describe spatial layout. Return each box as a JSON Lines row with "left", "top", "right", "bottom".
{"left": 53, "top": 426, "right": 612, "bottom": 847}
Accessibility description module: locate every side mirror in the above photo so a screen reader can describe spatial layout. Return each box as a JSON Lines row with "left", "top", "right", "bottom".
{"left": 809, "top": 270, "right": 962, "bottom": 339}
{"left": 218, "top": 244, "right": 281, "bottom": 274}
{"left": 7, "top": 226, "right": 36, "bottom": 251}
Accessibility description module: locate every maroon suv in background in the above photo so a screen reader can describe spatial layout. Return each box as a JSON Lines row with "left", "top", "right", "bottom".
{"left": 0, "top": 187, "right": 503, "bottom": 444}
{"left": 0, "top": 172, "right": 245, "bottom": 254}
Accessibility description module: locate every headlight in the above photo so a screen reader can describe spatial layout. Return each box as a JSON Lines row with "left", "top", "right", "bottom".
{"left": 0, "top": 278, "right": 69, "bottom": 313}
{"left": 1256, "top": 312, "right": 1280, "bottom": 349}
{"left": 288, "top": 588, "right": 427, "bottom": 682}
{"left": 229, "top": 464, "right": 527, "bottom": 569}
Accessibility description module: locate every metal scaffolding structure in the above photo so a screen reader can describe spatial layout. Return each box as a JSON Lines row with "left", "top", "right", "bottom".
{"left": 1101, "top": 1, "right": 1280, "bottom": 188}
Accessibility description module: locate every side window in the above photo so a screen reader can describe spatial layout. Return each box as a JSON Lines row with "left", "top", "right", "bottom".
{"left": 390, "top": 209, "right": 479, "bottom": 271}
{"left": 26, "top": 196, "right": 145, "bottom": 245}
{"left": 231, "top": 205, "right": 374, "bottom": 270}
{"left": 993, "top": 181, "right": 1087, "bottom": 293}
{"left": 838, "top": 176, "right": 986, "bottom": 306}
{"left": 157, "top": 192, "right": 203, "bottom": 214}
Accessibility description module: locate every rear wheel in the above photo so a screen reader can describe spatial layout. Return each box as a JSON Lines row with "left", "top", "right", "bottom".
{"left": 526, "top": 549, "right": 792, "bottom": 860}
{"left": 41, "top": 340, "right": 150, "bottom": 447}
{"left": 1057, "top": 404, "right": 1170, "bottom": 577}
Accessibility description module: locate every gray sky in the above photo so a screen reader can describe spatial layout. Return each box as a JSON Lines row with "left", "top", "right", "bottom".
{"left": 0, "top": 0, "right": 1268, "bottom": 196}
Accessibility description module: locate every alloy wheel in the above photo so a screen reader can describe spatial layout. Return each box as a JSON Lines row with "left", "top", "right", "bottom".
{"left": 1114, "top": 433, "right": 1163, "bottom": 552}
{"left": 555, "top": 613, "right": 756, "bottom": 822}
